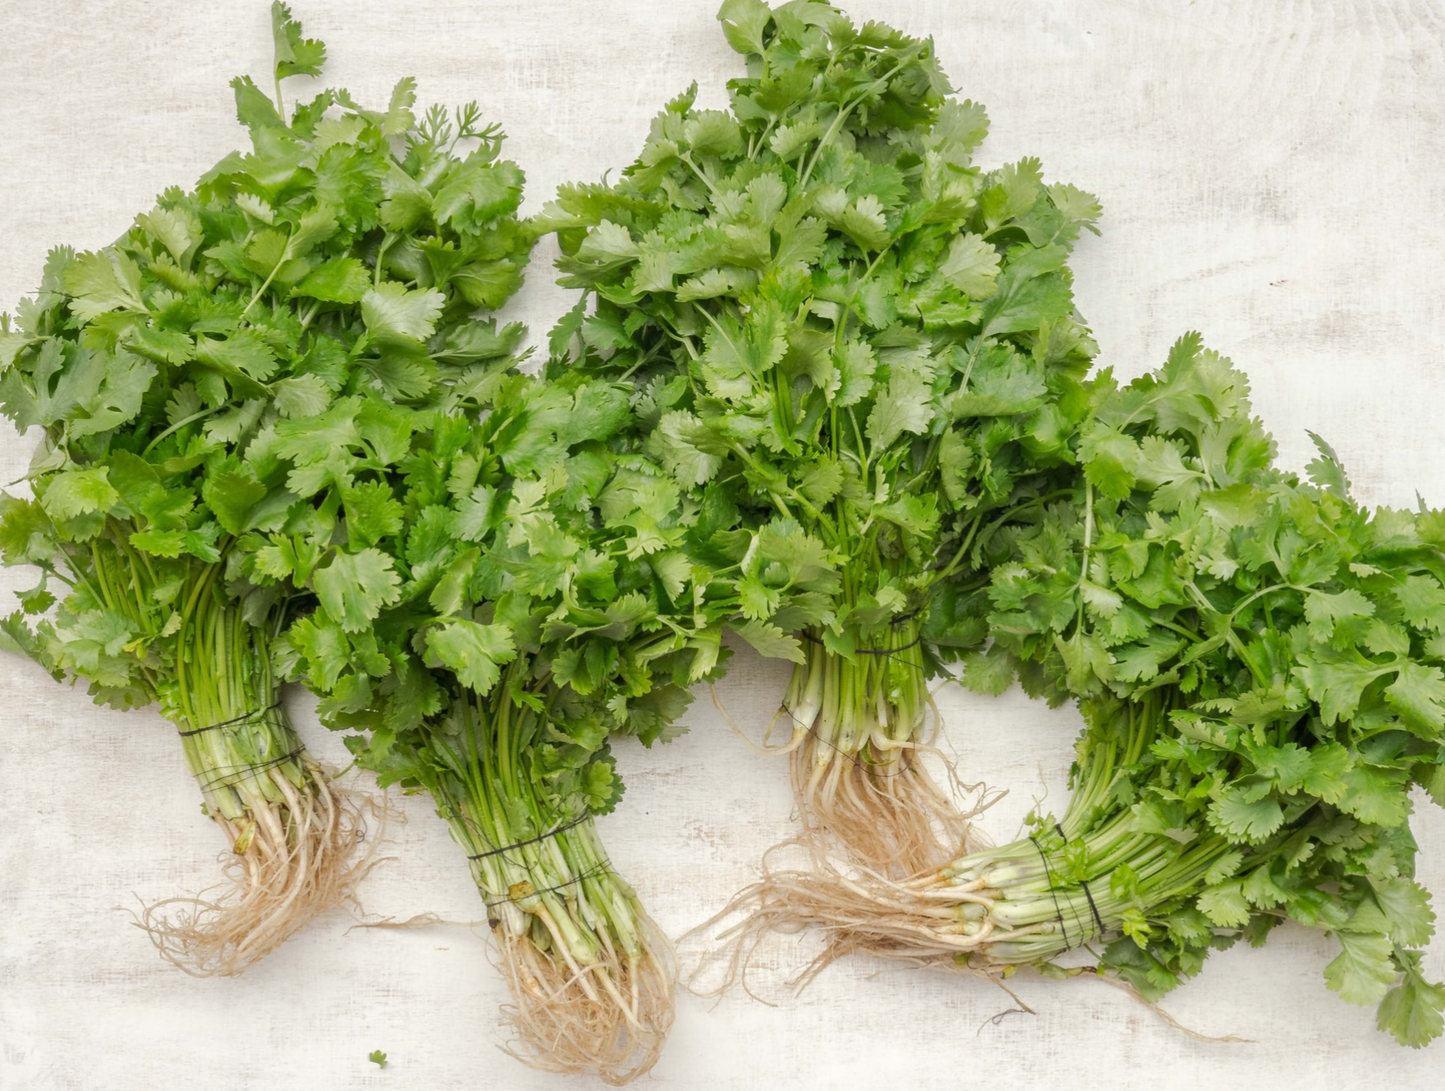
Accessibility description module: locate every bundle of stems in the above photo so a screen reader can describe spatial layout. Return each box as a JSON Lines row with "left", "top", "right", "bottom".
{"left": 130, "top": 561, "right": 370, "bottom": 975}
{"left": 383, "top": 676, "right": 677, "bottom": 1083}
{"left": 4, "top": 512, "right": 373, "bottom": 974}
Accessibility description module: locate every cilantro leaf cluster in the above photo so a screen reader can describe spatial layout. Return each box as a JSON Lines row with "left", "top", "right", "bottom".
{"left": 271, "top": 357, "right": 831, "bottom": 1078}
{"left": 0, "top": 1, "right": 533, "bottom": 975}
{"left": 541, "top": 0, "right": 1101, "bottom": 868}
{"left": 945, "top": 336, "right": 1445, "bottom": 1046}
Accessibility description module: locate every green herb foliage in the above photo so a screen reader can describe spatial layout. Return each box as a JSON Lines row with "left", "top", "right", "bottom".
{"left": 275, "top": 351, "right": 836, "bottom": 1078}
{"left": 945, "top": 335, "right": 1445, "bottom": 1046}
{"left": 541, "top": 0, "right": 1099, "bottom": 867}
{"left": 278, "top": 369, "right": 704, "bottom": 820}
{"left": 0, "top": 2, "right": 532, "bottom": 974}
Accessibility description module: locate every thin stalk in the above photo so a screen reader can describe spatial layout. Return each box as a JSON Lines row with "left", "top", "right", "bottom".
{"left": 425, "top": 683, "right": 673, "bottom": 1082}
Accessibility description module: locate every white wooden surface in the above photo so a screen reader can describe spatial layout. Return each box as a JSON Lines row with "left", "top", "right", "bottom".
{"left": 2, "top": 2, "right": 1444, "bottom": 1087}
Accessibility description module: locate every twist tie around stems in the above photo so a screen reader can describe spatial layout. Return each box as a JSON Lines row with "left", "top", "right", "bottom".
{"left": 466, "top": 814, "right": 590, "bottom": 862}
{"left": 796, "top": 606, "right": 926, "bottom": 659}
{"left": 482, "top": 862, "right": 614, "bottom": 922}
{"left": 176, "top": 701, "right": 282, "bottom": 737}
{"left": 192, "top": 746, "right": 304, "bottom": 793}
{"left": 1027, "top": 830, "right": 1071, "bottom": 949}
{"left": 1058, "top": 821, "right": 1108, "bottom": 937}
{"left": 782, "top": 702, "right": 915, "bottom": 778}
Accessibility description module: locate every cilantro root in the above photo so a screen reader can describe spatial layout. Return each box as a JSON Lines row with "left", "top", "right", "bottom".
{"left": 495, "top": 882, "right": 674, "bottom": 1085}
{"left": 713, "top": 697, "right": 1220, "bottom": 989}
{"left": 135, "top": 754, "right": 382, "bottom": 977}
{"left": 782, "top": 627, "right": 983, "bottom": 874}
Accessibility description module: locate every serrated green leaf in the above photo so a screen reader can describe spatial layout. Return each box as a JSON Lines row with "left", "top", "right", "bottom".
{"left": 202, "top": 466, "right": 268, "bottom": 536}
{"left": 271, "top": 1, "right": 326, "bottom": 81}
{"left": 939, "top": 232, "right": 1000, "bottom": 298}
{"left": 361, "top": 282, "right": 446, "bottom": 344}
{"left": 1377, "top": 966, "right": 1445, "bottom": 1048}
{"left": 40, "top": 467, "right": 118, "bottom": 521}
{"left": 425, "top": 619, "right": 516, "bottom": 694}
{"left": 1208, "top": 791, "right": 1284, "bottom": 843}
{"left": 718, "top": 0, "right": 772, "bottom": 55}
{"left": 313, "top": 548, "right": 402, "bottom": 633}
{"left": 1325, "top": 930, "right": 1398, "bottom": 1006}
{"left": 1196, "top": 881, "right": 1251, "bottom": 927}
{"left": 729, "top": 619, "right": 804, "bottom": 663}
{"left": 292, "top": 256, "right": 371, "bottom": 303}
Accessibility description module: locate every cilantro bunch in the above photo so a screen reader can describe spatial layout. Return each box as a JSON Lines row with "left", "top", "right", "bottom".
{"left": 542, "top": 0, "right": 1100, "bottom": 871}
{"left": 0, "top": 3, "right": 532, "bottom": 976}
{"left": 737, "top": 337, "right": 1445, "bottom": 1047}
{"left": 271, "top": 325, "right": 846, "bottom": 1076}
{"left": 278, "top": 365, "right": 817, "bottom": 1081}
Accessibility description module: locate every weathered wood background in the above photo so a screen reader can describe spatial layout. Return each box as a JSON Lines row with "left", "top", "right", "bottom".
{"left": 1, "top": 2, "right": 1443, "bottom": 1088}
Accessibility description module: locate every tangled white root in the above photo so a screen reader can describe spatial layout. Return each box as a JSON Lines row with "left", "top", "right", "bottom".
{"left": 497, "top": 909, "right": 676, "bottom": 1085}
{"left": 717, "top": 685, "right": 995, "bottom": 877}
{"left": 788, "top": 689, "right": 996, "bottom": 876}
{"left": 136, "top": 762, "right": 383, "bottom": 976}
{"left": 790, "top": 730, "right": 988, "bottom": 877}
{"left": 692, "top": 845, "right": 987, "bottom": 999}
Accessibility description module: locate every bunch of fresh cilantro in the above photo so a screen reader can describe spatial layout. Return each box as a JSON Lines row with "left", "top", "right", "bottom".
{"left": 736, "top": 336, "right": 1445, "bottom": 1047}
{"left": 0, "top": 2, "right": 532, "bottom": 976}
{"left": 276, "top": 370, "right": 686, "bottom": 1080}
{"left": 963, "top": 335, "right": 1445, "bottom": 1045}
{"left": 275, "top": 355, "right": 839, "bottom": 1079}
{"left": 541, "top": 0, "right": 1101, "bottom": 872}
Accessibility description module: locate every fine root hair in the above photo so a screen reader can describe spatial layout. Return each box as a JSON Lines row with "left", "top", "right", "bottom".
{"left": 789, "top": 726, "right": 990, "bottom": 878}
{"left": 693, "top": 847, "right": 994, "bottom": 998}
{"left": 135, "top": 761, "right": 385, "bottom": 976}
{"left": 497, "top": 908, "right": 676, "bottom": 1086}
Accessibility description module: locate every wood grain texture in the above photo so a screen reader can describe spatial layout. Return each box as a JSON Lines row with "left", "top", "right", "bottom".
{"left": 1, "top": 2, "right": 1442, "bottom": 1088}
